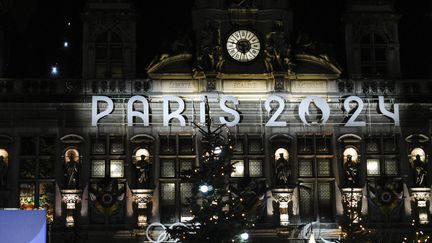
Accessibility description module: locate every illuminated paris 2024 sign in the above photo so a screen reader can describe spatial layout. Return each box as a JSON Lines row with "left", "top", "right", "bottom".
{"left": 91, "top": 95, "right": 400, "bottom": 127}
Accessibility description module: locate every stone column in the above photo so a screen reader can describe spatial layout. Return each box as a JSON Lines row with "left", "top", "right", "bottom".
{"left": 272, "top": 188, "right": 294, "bottom": 226}
{"left": 61, "top": 189, "right": 82, "bottom": 227}
{"left": 410, "top": 187, "right": 431, "bottom": 225}
{"left": 131, "top": 189, "right": 154, "bottom": 228}
{"left": 341, "top": 188, "right": 363, "bottom": 224}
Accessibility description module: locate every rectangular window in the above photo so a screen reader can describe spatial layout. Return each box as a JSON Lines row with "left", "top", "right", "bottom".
{"left": 92, "top": 139, "right": 106, "bottom": 154}
{"left": 249, "top": 159, "right": 263, "bottom": 177}
{"left": 161, "top": 159, "right": 176, "bottom": 178}
{"left": 298, "top": 160, "right": 313, "bottom": 177}
{"left": 160, "top": 183, "right": 176, "bottom": 223}
{"left": 39, "top": 157, "right": 54, "bottom": 178}
{"left": 110, "top": 160, "right": 124, "bottom": 178}
{"left": 318, "top": 182, "right": 333, "bottom": 221}
{"left": 20, "top": 137, "right": 37, "bottom": 155}
{"left": 316, "top": 136, "right": 332, "bottom": 154}
{"left": 19, "top": 183, "right": 35, "bottom": 210}
{"left": 299, "top": 182, "right": 313, "bottom": 221}
{"left": 384, "top": 159, "right": 398, "bottom": 176}
{"left": 383, "top": 137, "right": 397, "bottom": 153}
{"left": 366, "top": 138, "right": 380, "bottom": 154}
{"left": 19, "top": 136, "right": 56, "bottom": 223}
{"left": 231, "top": 159, "right": 245, "bottom": 177}
{"left": 367, "top": 159, "right": 380, "bottom": 176}
{"left": 180, "top": 183, "right": 193, "bottom": 222}
{"left": 179, "top": 159, "right": 193, "bottom": 173}
{"left": 233, "top": 136, "right": 245, "bottom": 155}
{"left": 19, "top": 158, "right": 36, "bottom": 179}
{"left": 230, "top": 135, "right": 264, "bottom": 178}
{"left": 179, "top": 136, "right": 194, "bottom": 155}
{"left": 110, "top": 139, "right": 124, "bottom": 154}
{"left": 248, "top": 137, "right": 262, "bottom": 154}
{"left": 160, "top": 136, "right": 176, "bottom": 155}
{"left": 90, "top": 136, "right": 126, "bottom": 180}
{"left": 159, "top": 134, "right": 196, "bottom": 223}
{"left": 317, "top": 159, "right": 331, "bottom": 177}
{"left": 366, "top": 135, "right": 400, "bottom": 177}
{"left": 91, "top": 160, "right": 106, "bottom": 178}
{"left": 298, "top": 136, "right": 314, "bottom": 154}
{"left": 95, "top": 64, "right": 108, "bottom": 79}
{"left": 111, "top": 63, "right": 123, "bottom": 79}
{"left": 38, "top": 182, "right": 55, "bottom": 223}
{"left": 297, "top": 134, "right": 334, "bottom": 223}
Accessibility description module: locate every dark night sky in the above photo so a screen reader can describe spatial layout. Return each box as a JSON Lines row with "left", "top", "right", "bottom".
{"left": 3, "top": 0, "right": 432, "bottom": 79}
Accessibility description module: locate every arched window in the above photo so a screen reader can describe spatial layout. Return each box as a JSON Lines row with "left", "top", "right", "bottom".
{"left": 95, "top": 32, "right": 123, "bottom": 78}
{"left": 360, "top": 33, "right": 387, "bottom": 77}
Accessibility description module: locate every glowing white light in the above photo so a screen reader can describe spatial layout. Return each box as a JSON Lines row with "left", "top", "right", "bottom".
{"left": 51, "top": 66, "right": 58, "bottom": 75}
{"left": 0, "top": 149, "right": 8, "bottom": 165}
{"left": 308, "top": 234, "right": 316, "bottom": 243}
{"left": 199, "top": 184, "right": 209, "bottom": 193}
{"left": 67, "top": 22, "right": 71, "bottom": 26}
{"left": 231, "top": 160, "right": 245, "bottom": 177}
{"left": 240, "top": 232, "right": 249, "bottom": 240}
{"left": 275, "top": 148, "right": 289, "bottom": 161}
{"left": 64, "top": 41, "right": 69, "bottom": 48}
{"left": 343, "top": 147, "right": 358, "bottom": 163}
{"left": 214, "top": 146, "right": 222, "bottom": 155}
{"left": 411, "top": 147, "right": 426, "bottom": 163}
{"left": 366, "top": 159, "right": 380, "bottom": 175}
{"left": 135, "top": 148, "right": 150, "bottom": 161}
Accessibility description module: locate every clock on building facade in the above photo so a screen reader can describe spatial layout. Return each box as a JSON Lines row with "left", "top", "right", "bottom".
{"left": 226, "top": 29, "right": 261, "bottom": 62}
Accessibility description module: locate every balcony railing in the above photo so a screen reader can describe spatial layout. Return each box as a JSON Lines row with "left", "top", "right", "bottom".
{"left": 0, "top": 78, "right": 430, "bottom": 99}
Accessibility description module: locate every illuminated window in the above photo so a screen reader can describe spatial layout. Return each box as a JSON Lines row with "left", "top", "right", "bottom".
{"left": 159, "top": 134, "right": 196, "bottom": 223}
{"left": 231, "top": 159, "right": 245, "bottom": 177}
{"left": 366, "top": 159, "right": 380, "bottom": 176}
{"left": 19, "top": 136, "right": 55, "bottom": 223}
{"left": 297, "top": 134, "right": 334, "bottom": 222}
{"left": 230, "top": 135, "right": 264, "bottom": 178}
{"left": 110, "top": 160, "right": 124, "bottom": 178}
{"left": 90, "top": 136, "right": 125, "bottom": 178}
{"left": 366, "top": 135, "right": 400, "bottom": 177}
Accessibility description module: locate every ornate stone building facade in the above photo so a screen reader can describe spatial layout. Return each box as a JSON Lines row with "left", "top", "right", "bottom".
{"left": 0, "top": 0, "right": 431, "bottom": 242}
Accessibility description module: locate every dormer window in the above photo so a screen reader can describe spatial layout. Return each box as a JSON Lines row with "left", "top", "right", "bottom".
{"left": 360, "top": 33, "right": 387, "bottom": 78}
{"left": 95, "top": 32, "right": 123, "bottom": 79}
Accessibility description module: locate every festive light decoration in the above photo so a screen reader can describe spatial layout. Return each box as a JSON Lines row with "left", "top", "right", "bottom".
{"left": 51, "top": 66, "right": 58, "bottom": 76}
{"left": 199, "top": 184, "right": 212, "bottom": 193}
{"left": 213, "top": 146, "right": 222, "bottom": 155}
{"left": 64, "top": 41, "right": 69, "bottom": 48}
{"left": 240, "top": 232, "right": 249, "bottom": 241}
{"left": 167, "top": 96, "right": 260, "bottom": 242}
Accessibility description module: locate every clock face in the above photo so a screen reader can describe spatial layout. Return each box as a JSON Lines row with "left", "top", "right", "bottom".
{"left": 226, "top": 30, "right": 261, "bottom": 62}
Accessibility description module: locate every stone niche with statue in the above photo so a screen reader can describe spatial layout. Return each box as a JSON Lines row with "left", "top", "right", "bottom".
{"left": 406, "top": 134, "right": 431, "bottom": 225}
